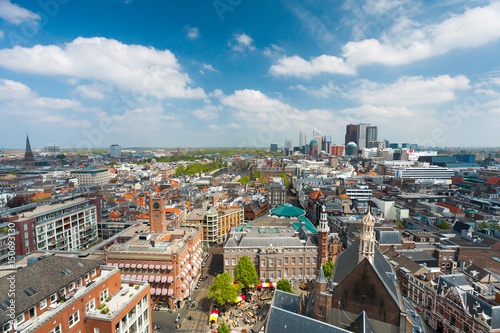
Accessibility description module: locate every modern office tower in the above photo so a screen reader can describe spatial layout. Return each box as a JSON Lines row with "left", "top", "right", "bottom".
{"left": 109, "top": 144, "right": 121, "bottom": 157}
{"left": 299, "top": 131, "right": 307, "bottom": 149}
{"left": 43, "top": 144, "right": 61, "bottom": 153}
{"left": 345, "top": 124, "right": 358, "bottom": 146}
{"left": 401, "top": 143, "right": 410, "bottom": 149}
{"left": 357, "top": 123, "right": 369, "bottom": 151}
{"left": 270, "top": 144, "right": 278, "bottom": 152}
{"left": 366, "top": 126, "right": 378, "bottom": 146}
{"left": 384, "top": 139, "right": 390, "bottom": 148}
{"left": 389, "top": 143, "right": 399, "bottom": 149}
{"left": 313, "top": 128, "right": 323, "bottom": 147}
{"left": 367, "top": 140, "right": 386, "bottom": 150}
{"left": 321, "top": 135, "right": 331, "bottom": 154}
{"left": 410, "top": 144, "right": 418, "bottom": 151}
{"left": 285, "top": 139, "right": 292, "bottom": 151}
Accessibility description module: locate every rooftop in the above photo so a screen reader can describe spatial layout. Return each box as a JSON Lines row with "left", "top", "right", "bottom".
{"left": 270, "top": 203, "right": 305, "bottom": 217}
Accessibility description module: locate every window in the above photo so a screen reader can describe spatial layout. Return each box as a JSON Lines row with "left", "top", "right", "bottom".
{"left": 225, "top": 258, "right": 229, "bottom": 266}
{"left": 284, "top": 268, "right": 288, "bottom": 277}
{"left": 261, "top": 259, "right": 266, "bottom": 267}
{"left": 84, "top": 273, "right": 89, "bottom": 281}
{"left": 269, "top": 259, "right": 274, "bottom": 267}
{"left": 284, "top": 257, "right": 288, "bottom": 265}
{"left": 277, "top": 259, "right": 282, "bottom": 267}
{"left": 231, "top": 258, "right": 236, "bottom": 265}
{"left": 438, "top": 305, "right": 443, "bottom": 315}
{"left": 50, "top": 293, "right": 57, "bottom": 303}
{"left": 450, "top": 314, "right": 456, "bottom": 326}
{"left": 49, "top": 324, "right": 62, "bottom": 333}
{"left": 291, "top": 268, "right": 296, "bottom": 275}
{"left": 94, "top": 328, "right": 100, "bottom": 333}
{"left": 291, "top": 257, "right": 296, "bottom": 265}
{"left": 68, "top": 310, "right": 80, "bottom": 328}
{"left": 463, "top": 323, "right": 470, "bottom": 333}
{"left": 261, "top": 271, "right": 265, "bottom": 279}
{"left": 3, "top": 322, "right": 12, "bottom": 332}
{"left": 69, "top": 282, "right": 76, "bottom": 291}
{"left": 86, "top": 299, "right": 95, "bottom": 313}
{"left": 299, "top": 268, "right": 303, "bottom": 276}
{"left": 277, "top": 270, "right": 282, "bottom": 279}
{"left": 100, "top": 289, "right": 108, "bottom": 302}
{"left": 306, "top": 268, "right": 310, "bottom": 276}
{"left": 16, "top": 314, "right": 25, "bottom": 325}
{"left": 40, "top": 299, "right": 47, "bottom": 310}
{"left": 92, "top": 269, "right": 97, "bottom": 276}
{"left": 298, "top": 257, "right": 303, "bottom": 265}
{"left": 24, "top": 223, "right": 28, "bottom": 230}
{"left": 270, "top": 271, "right": 274, "bottom": 279}
{"left": 306, "top": 257, "right": 310, "bottom": 265}
{"left": 313, "top": 257, "right": 317, "bottom": 264}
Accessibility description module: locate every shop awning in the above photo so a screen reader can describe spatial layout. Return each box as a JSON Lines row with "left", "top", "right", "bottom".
{"left": 256, "top": 282, "right": 274, "bottom": 288}
{"left": 149, "top": 275, "right": 155, "bottom": 282}
{"left": 209, "top": 310, "right": 219, "bottom": 322}
{"left": 161, "top": 288, "right": 168, "bottom": 296}
{"left": 150, "top": 287, "right": 156, "bottom": 295}
{"left": 130, "top": 274, "right": 137, "bottom": 280}
{"left": 167, "top": 265, "right": 173, "bottom": 270}
{"left": 155, "top": 288, "right": 162, "bottom": 295}
{"left": 131, "top": 264, "right": 136, "bottom": 269}
{"left": 168, "top": 288, "right": 174, "bottom": 296}
{"left": 118, "top": 263, "right": 125, "bottom": 268}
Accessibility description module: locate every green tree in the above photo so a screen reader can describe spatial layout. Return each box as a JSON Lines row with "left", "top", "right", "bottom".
{"left": 56, "top": 154, "right": 66, "bottom": 160}
{"left": 207, "top": 272, "right": 241, "bottom": 307}
{"left": 276, "top": 279, "right": 293, "bottom": 294}
{"left": 478, "top": 222, "right": 489, "bottom": 229}
{"left": 174, "top": 165, "right": 186, "bottom": 177}
{"left": 233, "top": 255, "right": 259, "bottom": 288}
{"left": 322, "top": 261, "right": 334, "bottom": 279}
{"left": 395, "top": 221, "right": 404, "bottom": 229}
{"left": 279, "top": 173, "right": 289, "bottom": 189}
{"left": 218, "top": 322, "right": 230, "bottom": 333}
{"left": 252, "top": 171, "right": 261, "bottom": 179}
{"left": 438, "top": 221, "right": 450, "bottom": 230}
{"left": 238, "top": 175, "right": 250, "bottom": 184}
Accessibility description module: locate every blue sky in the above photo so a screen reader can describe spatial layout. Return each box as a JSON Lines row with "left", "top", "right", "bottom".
{"left": 0, "top": 0, "right": 499, "bottom": 149}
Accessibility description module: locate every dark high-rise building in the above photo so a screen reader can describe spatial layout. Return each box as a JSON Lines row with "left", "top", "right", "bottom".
{"left": 389, "top": 143, "right": 399, "bottom": 149}
{"left": 321, "top": 135, "right": 331, "bottom": 155}
{"left": 23, "top": 135, "right": 36, "bottom": 170}
{"left": 270, "top": 144, "right": 278, "bottom": 152}
{"left": 309, "top": 139, "right": 318, "bottom": 156}
{"left": 401, "top": 143, "right": 410, "bottom": 149}
{"left": 366, "top": 126, "right": 378, "bottom": 146}
{"left": 345, "top": 124, "right": 358, "bottom": 146}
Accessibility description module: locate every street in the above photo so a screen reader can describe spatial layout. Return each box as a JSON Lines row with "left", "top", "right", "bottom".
{"left": 152, "top": 244, "right": 223, "bottom": 333}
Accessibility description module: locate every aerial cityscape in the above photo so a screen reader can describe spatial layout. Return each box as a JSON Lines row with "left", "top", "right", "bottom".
{"left": 1, "top": 1, "right": 500, "bottom": 333}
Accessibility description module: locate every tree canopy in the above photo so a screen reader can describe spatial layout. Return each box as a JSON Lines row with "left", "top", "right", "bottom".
{"left": 322, "top": 261, "right": 334, "bottom": 279}
{"left": 238, "top": 176, "right": 250, "bottom": 185}
{"left": 218, "top": 322, "right": 230, "bottom": 333}
{"left": 276, "top": 279, "right": 293, "bottom": 294}
{"left": 233, "top": 255, "right": 259, "bottom": 288}
{"left": 207, "top": 272, "right": 241, "bottom": 306}
{"left": 438, "top": 221, "right": 450, "bottom": 230}
{"left": 279, "top": 173, "right": 289, "bottom": 189}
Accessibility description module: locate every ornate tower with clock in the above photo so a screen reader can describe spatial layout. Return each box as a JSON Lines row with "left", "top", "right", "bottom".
{"left": 149, "top": 194, "right": 167, "bottom": 233}
{"left": 317, "top": 205, "right": 329, "bottom": 271}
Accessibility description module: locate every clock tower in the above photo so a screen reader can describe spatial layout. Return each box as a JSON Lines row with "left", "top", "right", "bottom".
{"left": 317, "top": 205, "right": 329, "bottom": 271}
{"left": 149, "top": 194, "right": 167, "bottom": 233}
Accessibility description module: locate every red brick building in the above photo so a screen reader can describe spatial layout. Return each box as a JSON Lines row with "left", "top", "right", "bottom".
{"left": 0, "top": 255, "right": 151, "bottom": 333}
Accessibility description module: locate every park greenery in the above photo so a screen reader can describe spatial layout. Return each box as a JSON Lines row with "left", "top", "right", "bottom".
{"left": 322, "top": 261, "right": 334, "bottom": 279}
{"left": 207, "top": 272, "right": 241, "bottom": 307}
{"left": 233, "top": 255, "right": 259, "bottom": 288}
{"left": 276, "top": 279, "right": 293, "bottom": 294}
{"left": 173, "top": 161, "right": 223, "bottom": 177}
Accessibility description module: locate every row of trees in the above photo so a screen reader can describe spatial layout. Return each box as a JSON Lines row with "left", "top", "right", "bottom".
{"left": 207, "top": 255, "right": 336, "bottom": 308}
{"left": 173, "top": 161, "right": 223, "bottom": 177}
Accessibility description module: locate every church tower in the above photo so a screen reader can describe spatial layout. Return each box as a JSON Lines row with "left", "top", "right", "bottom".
{"left": 358, "top": 207, "right": 376, "bottom": 265}
{"left": 23, "top": 135, "right": 36, "bottom": 170}
{"left": 317, "top": 205, "right": 329, "bottom": 271}
{"left": 149, "top": 194, "right": 167, "bottom": 233}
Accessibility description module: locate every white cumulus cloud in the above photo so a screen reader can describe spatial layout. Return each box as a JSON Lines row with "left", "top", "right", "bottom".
{"left": 229, "top": 33, "right": 256, "bottom": 52}
{"left": 0, "top": 0, "right": 40, "bottom": 24}
{"left": 0, "top": 37, "right": 206, "bottom": 99}
{"left": 270, "top": 55, "right": 355, "bottom": 77}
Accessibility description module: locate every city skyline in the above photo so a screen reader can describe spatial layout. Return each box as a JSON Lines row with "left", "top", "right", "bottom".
{"left": 1, "top": 1, "right": 500, "bottom": 148}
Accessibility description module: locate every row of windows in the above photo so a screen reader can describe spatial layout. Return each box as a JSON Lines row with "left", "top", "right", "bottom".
{"left": 225, "top": 256, "right": 317, "bottom": 267}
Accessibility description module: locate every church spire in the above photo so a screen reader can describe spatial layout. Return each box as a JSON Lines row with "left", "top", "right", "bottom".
{"left": 25, "top": 134, "right": 32, "bottom": 153}
{"left": 358, "top": 205, "right": 376, "bottom": 265}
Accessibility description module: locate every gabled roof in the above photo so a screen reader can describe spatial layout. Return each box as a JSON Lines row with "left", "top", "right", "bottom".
{"left": 346, "top": 311, "right": 377, "bottom": 333}
{"left": 273, "top": 289, "right": 301, "bottom": 313}
{"left": 332, "top": 238, "right": 402, "bottom": 310}
{"left": 436, "top": 202, "right": 464, "bottom": 214}
{"left": 266, "top": 306, "right": 350, "bottom": 333}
